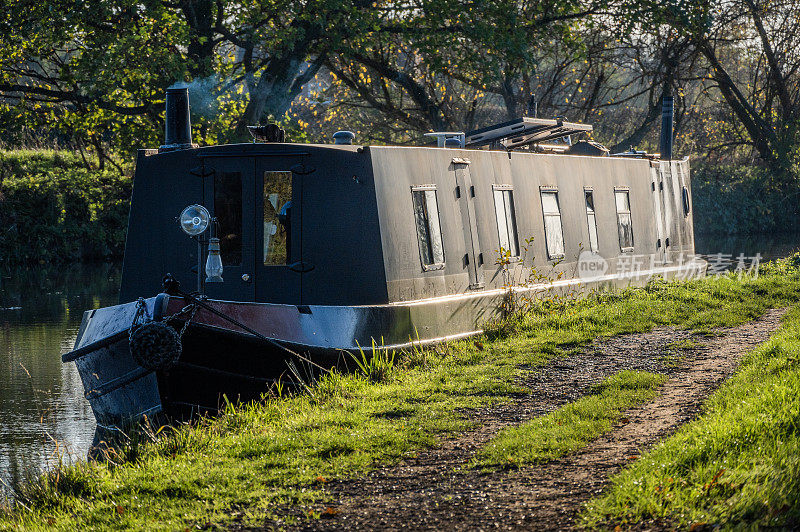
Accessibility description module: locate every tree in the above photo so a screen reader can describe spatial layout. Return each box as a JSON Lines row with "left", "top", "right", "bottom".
{"left": 3, "top": 0, "right": 799, "bottom": 177}
{"left": 649, "top": 0, "right": 800, "bottom": 177}
{"left": 319, "top": 0, "right": 616, "bottom": 139}
{"left": 0, "top": 0, "right": 379, "bottom": 153}
{"left": 0, "top": 0, "right": 188, "bottom": 162}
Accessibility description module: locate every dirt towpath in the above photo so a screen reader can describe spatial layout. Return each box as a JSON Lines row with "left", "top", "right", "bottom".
{"left": 279, "top": 308, "right": 786, "bottom": 531}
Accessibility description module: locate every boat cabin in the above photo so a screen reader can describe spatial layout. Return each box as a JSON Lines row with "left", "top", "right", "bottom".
{"left": 119, "top": 117, "right": 695, "bottom": 307}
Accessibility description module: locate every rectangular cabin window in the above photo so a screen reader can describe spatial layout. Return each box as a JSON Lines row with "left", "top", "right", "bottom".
{"left": 585, "top": 190, "right": 599, "bottom": 252}
{"left": 492, "top": 186, "right": 520, "bottom": 257}
{"left": 540, "top": 190, "right": 565, "bottom": 259}
{"left": 411, "top": 186, "right": 445, "bottom": 268}
{"left": 214, "top": 171, "right": 242, "bottom": 266}
{"left": 615, "top": 189, "right": 634, "bottom": 251}
{"left": 263, "top": 171, "right": 292, "bottom": 265}
{"left": 682, "top": 186, "right": 690, "bottom": 216}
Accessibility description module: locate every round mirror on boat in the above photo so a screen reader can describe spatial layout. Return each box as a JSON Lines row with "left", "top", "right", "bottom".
{"left": 179, "top": 204, "right": 211, "bottom": 236}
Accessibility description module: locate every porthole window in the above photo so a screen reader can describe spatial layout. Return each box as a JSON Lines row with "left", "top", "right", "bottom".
{"left": 584, "top": 189, "right": 599, "bottom": 253}
{"left": 540, "top": 189, "right": 565, "bottom": 259}
{"left": 492, "top": 185, "right": 519, "bottom": 257}
{"left": 411, "top": 186, "right": 445, "bottom": 269}
{"left": 615, "top": 189, "right": 634, "bottom": 251}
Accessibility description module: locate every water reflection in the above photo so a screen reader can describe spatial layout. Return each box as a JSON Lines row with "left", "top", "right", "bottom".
{"left": 0, "top": 263, "right": 120, "bottom": 494}
{"left": 695, "top": 232, "right": 800, "bottom": 262}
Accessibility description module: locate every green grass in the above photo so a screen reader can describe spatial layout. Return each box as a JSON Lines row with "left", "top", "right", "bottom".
{"left": 659, "top": 338, "right": 701, "bottom": 368}
{"left": 3, "top": 267, "right": 800, "bottom": 530}
{"left": 581, "top": 306, "right": 800, "bottom": 529}
{"left": 666, "top": 339, "right": 701, "bottom": 351}
{"left": 471, "top": 371, "right": 666, "bottom": 469}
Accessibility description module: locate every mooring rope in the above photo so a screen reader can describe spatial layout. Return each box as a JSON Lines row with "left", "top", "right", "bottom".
{"left": 161, "top": 274, "right": 329, "bottom": 373}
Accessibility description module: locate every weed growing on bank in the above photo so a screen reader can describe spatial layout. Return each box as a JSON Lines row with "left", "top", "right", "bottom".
{"left": 351, "top": 339, "right": 396, "bottom": 383}
{"left": 2, "top": 268, "right": 800, "bottom": 529}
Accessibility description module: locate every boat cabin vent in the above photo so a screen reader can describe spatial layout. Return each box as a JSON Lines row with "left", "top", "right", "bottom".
{"left": 333, "top": 130, "right": 355, "bottom": 145}
{"left": 424, "top": 132, "right": 465, "bottom": 148}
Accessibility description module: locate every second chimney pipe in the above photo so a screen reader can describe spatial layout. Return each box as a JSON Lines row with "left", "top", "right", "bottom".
{"left": 659, "top": 94, "right": 674, "bottom": 160}
{"left": 161, "top": 87, "right": 193, "bottom": 151}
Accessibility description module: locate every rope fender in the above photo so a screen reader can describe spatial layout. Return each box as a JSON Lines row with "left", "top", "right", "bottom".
{"left": 129, "top": 297, "right": 196, "bottom": 371}
{"left": 130, "top": 321, "right": 181, "bottom": 371}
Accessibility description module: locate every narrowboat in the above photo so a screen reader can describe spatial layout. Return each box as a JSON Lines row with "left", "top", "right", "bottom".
{"left": 64, "top": 88, "right": 705, "bottom": 432}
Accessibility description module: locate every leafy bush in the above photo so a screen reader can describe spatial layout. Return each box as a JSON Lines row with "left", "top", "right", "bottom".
{"left": 692, "top": 163, "right": 800, "bottom": 235}
{"left": 759, "top": 251, "right": 800, "bottom": 276}
{"left": 0, "top": 150, "right": 132, "bottom": 266}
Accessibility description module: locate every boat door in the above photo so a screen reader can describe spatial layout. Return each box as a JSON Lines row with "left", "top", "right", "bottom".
{"left": 254, "top": 157, "right": 302, "bottom": 304}
{"left": 658, "top": 162, "right": 674, "bottom": 259}
{"left": 650, "top": 164, "right": 666, "bottom": 265}
{"left": 452, "top": 160, "right": 485, "bottom": 289}
{"left": 203, "top": 157, "right": 257, "bottom": 301}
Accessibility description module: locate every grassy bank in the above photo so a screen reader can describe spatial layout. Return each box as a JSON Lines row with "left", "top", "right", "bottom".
{"left": 470, "top": 371, "right": 666, "bottom": 470}
{"left": 3, "top": 268, "right": 800, "bottom": 530}
{"left": 0, "top": 150, "right": 131, "bottom": 266}
{"left": 581, "top": 305, "right": 800, "bottom": 528}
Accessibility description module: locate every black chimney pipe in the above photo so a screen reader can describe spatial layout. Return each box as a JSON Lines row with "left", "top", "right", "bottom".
{"left": 160, "top": 87, "right": 193, "bottom": 152}
{"left": 527, "top": 93, "right": 538, "bottom": 118}
{"left": 659, "top": 93, "right": 674, "bottom": 160}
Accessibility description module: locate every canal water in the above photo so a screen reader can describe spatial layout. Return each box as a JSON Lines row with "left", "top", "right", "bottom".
{"left": 0, "top": 263, "right": 120, "bottom": 495}
{"left": 1, "top": 233, "right": 799, "bottom": 494}
{"left": 694, "top": 232, "right": 800, "bottom": 262}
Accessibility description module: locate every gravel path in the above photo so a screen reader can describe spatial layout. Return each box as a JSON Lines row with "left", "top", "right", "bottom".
{"left": 272, "top": 308, "right": 786, "bottom": 531}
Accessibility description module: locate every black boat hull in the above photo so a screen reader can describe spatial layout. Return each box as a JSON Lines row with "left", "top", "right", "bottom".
{"left": 158, "top": 322, "right": 325, "bottom": 418}
{"left": 64, "top": 296, "right": 321, "bottom": 429}
{"left": 64, "top": 261, "right": 706, "bottom": 431}
{"left": 69, "top": 322, "right": 335, "bottom": 429}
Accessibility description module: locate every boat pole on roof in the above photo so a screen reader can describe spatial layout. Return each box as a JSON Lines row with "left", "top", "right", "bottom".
{"left": 659, "top": 92, "right": 674, "bottom": 160}
{"left": 526, "top": 93, "right": 538, "bottom": 118}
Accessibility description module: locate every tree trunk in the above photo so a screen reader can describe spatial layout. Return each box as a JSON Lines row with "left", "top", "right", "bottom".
{"left": 179, "top": 0, "right": 217, "bottom": 78}
{"left": 609, "top": 99, "right": 661, "bottom": 154}
{"left": 696, "top": 40, "right": 776, "bottom": 165}
{"left": 232, "top": 19, "right": 324, "bottom": 140}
